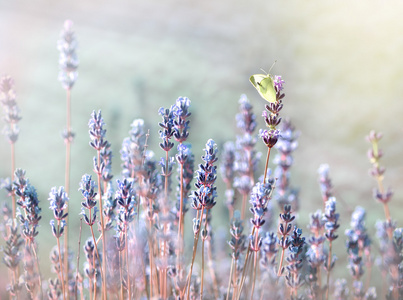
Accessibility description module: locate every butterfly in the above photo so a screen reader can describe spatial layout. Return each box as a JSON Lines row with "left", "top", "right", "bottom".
{"left": 249, "top": 73, "right": 277, "bottom": 103}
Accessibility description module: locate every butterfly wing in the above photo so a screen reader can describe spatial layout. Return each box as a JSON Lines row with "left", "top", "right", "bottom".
{"left": 249, "top": 74, "right": 266, "bottom": 89}
{"left": 249, "top": 74, "right": 277, "bottom": 103}
{"left": 259, "top": 76, "right": 276, "bottom": 103}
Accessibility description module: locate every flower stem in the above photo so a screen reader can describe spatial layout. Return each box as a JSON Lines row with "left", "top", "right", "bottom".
{"left": 240, "top": 193, "right": 247, "bottom": 220}
{"left": 56, "top": 221, "right": 66, "bottom": 300}
{"left": 126, "top": 226, "right": 131, "bottom": 299}
{"left": 277, "top": 247, "right": 285, "bottom": 276}
{"left": 96, "top": 150, "right": 108, "bottom": 300}
{"left": 88, "top": 211, "right": 104, "bottom": 299}
{"left": 200, "top": 236, "right": 205, "bottom": 300}
{"left": 263, "top": 147, "right": 272, "bottom": 184}
{"left": 10, "top": 142, "right": 16, "bottom": 219}
{"left": 186, "top": 208, "right": 204, "bottom": 299}
{"left": 75, "top": 218, "right": 83, "bottom": 300}
{"left": 325, "top": 241, "right": 332, "bottom": 300}
{"left": 64, "top": 87, "right": 72, "bottom": 300}
{"left": 226, "top": 257, "right": 234, "bottom": 300}
{"left": 177, "top": 159, "right": 185, "bottom": 277}
{"left": 250, "top": 229, "right": 260, "bottom": 299}
{"left": 236, "top": 227, "right": 255, "bottom": 300}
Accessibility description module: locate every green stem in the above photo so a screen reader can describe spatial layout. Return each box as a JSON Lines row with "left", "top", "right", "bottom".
{"left": 186, "top": 209, "right": 204, "bottom": 300}
{"left": 74, "top": 218, "right": 83, "bottom": 300}
{"left": 88, "top": 209, "right": 104, "bottom": 300}
{"left": 56, "top": 222, "right": 66, "bottom": 300}
{"left": 10, "top": 142, "right": 16, "bottom": 219}
{"left": 325, "top": 241, "right": 332, "bottom": 300}
{"left": 250, "top": 228, "right": 260, "bottom": 299}
{"left": 200, "top": 209, "right": 209, "bottom": 299}
{"left": 64, "top": 88, "right": 72, "bottom": 300}
{"left": 226, "top": 257, "right": 234, "bottom": 300}
{"left": 236, "top": 227, "right": 255, "bottom": 300}
{"left": 177, "top": 159, "right": 185, "bottom": 278}
{"left": 96, "top": 150, "right": 107, "bottom": 300}
{"left": 263, "top": 147, "right": 272, "bottom": 184}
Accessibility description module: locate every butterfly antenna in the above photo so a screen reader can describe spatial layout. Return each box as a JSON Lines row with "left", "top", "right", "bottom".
{"left": 268, "top": 60, "right": 277, "bottom": 73}
{"left": 259, "top": 68, "right": 267, "bottom": 75}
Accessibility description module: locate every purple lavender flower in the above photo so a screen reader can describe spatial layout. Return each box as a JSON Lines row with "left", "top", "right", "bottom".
{"left": 172, "top": 96, "right": 191, "bottom": 143}
{"left": 318, "top": 164, "right": 333, "bottom": 203}
{"left": 260, "top": 129, "right": 280, "bottom": 148}
{"left": 2, "top": 219, "right": 23, "bottom": 271}
{"left": 323, "top": 197, "right": 339, "bottom": 283}
{"left": 57, "top": 20, "right": 79, "bottom": 90}
{"left": 120, "top": 119, "right": 147, "bottom": 179}
{"left": 190, "top": 139, "right": 218, "bottom": 212}
{"left": 323, "top": 197, "right": 339, "bottom": 242}
{"left": 115, "top": 178, "right": 136, "bottom": 213}
{"left": 249, "top": 181, "right": 274, "bottom": 230}
{"left": 274, "top": 120, "right": 300, "bottom": 210}
{"left": 103, "top": 182, "right": 117, "bottom": 231}
{"left": 79, "top": 174, "right": 98, "bottom": 226}
{"left": 159, "top": 156, "right": 175, "bottom": 193}
{"left": 100, "top": 141, "right": 113, "bottom": 182}
{"left": 89, "top": 110, "right": 107, "bottom": 150}
{"left": 306, "top": 210, "right": 325, "bottom": 297}
{"left": 0, "top": 76, "right": 21, "bottom": 143}
{"left": 233, "top": 175, "right": 252, "bottom": 198}
{"left": 274, "top": 75, "right": 285, "bottom": 92}
{"left": 89, "top": 110, "right": 110, "bottom": 180}
{"left": 15, "top": 179, "right": 41, "bottom": 243}
{"left": 285, "top": 226, "right": 305, "bottom": 293}
{"left": 0, "top": 177, "right": 13, "bottom": 198}
{"left": 260, "top": 231, "right": 278, "bottom": 268}
{"left": 176, "top": 143, "right": 191, "bottom": 165}
{"left": 158, "top": 106, "right": 175, "bottom": 152}
{"left": 236, "top": 94, "right": 257, "bottom": 135}
{"left": 82, "top": 238, "right": 101, "bottom": 291}
{"left": 48, "top": 187, "right": 69, "bottom": 238}
{"left": 220, "top": 141, "right": 236, "bottom": 211}
{"left": 373, "top": 187, "right": 393, "bottom": 204}
{"left": 174, "top": 143, "right": 194, "bottom": 216}
{"left": 334, "top": 279, "right": 349, "bottom": 299}
{"left": 278, "top": 204, "right": 295, "bottom": 251}
{"left": 228, "top": 210, "right": 247, "bottom": 261}
{"left": 114, "top": 179, "right": 136, "bottom": 253}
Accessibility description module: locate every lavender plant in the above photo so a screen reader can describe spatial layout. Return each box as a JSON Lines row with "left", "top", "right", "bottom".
{"left": 48, "top": 186, "right": 69, "bottom": 299}
{"left": 187, "top": 139, "right": 218, "bottom": 299}
{"left": 306, "top": 210, "right": 326, "bottom": 299}
{"left": 0, "top": 75, "right": 21, "bottom": 220}
{"left": 273, "top": 119, "right": 300, "bottom": 212}
{"left": 323, "top": 197, "right": 340, "bottom": 300}
{"left": 3, "top": 22, "right": 403, "bottom": 300}
{"left": 227, "top": 210, "right": 247, "bottom": 299}
{"left": 58, "top": 21, "right": 78, "bottom": 294}
{"left": 248, "top": 180, "right": 274, "bottom": 298}
{"left": 14, "top": 169, "right": 43, "bottom": 298}
{"left": 88, "top": 110, "right": 109, "bottom": 299}
{"left": 345, "top": 207, "right": 372, "bottom": 291}
{"left": 233, "top": 95, "right": 260, "bottom": 219}
{"left": 221, "top": 141, "right": 236, "bottom": 219}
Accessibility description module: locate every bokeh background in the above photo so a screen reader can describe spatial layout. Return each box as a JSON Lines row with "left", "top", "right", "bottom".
{"left": 1, "top": 0, "right": 403, "bottom": 296}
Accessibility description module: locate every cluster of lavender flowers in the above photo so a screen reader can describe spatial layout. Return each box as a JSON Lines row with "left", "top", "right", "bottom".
{"left": 2, "top": 20, "right": 403, "bottom": 300}
{"left": 0, "top": 76, "right": 21, "bottom": 144}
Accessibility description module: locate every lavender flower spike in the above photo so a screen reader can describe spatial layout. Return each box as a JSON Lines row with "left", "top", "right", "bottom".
{"left": 48, "top": 187, "right": 69, "bottom": 238}
{"left": 0, "top": 75, "right": 21, "bottom": 143}
{"left": 57, "top": 20, "right": 79, "bottom": 90}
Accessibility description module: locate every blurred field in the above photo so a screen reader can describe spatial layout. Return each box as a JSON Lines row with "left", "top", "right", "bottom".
{"left": 0, "top": 0, "right": 403, "bottom": 296}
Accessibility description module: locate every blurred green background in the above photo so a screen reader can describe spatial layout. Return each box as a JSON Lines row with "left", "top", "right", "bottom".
{"left": 1, "top": 0, "right": 403, "bottom": 295}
